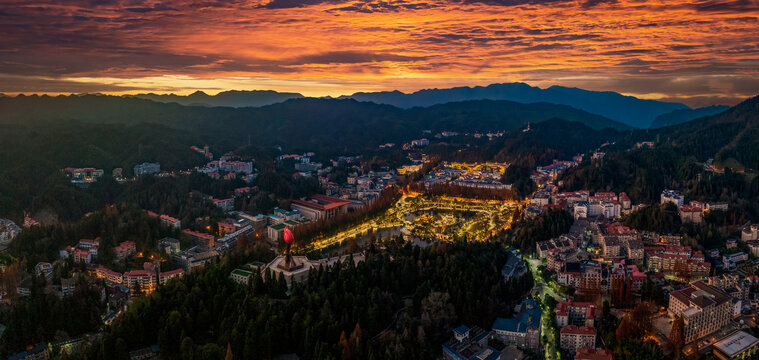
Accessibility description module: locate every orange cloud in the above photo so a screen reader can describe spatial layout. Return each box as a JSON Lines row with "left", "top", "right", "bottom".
{"left": 0, "top": 0, "right": 757, "bottom": 105}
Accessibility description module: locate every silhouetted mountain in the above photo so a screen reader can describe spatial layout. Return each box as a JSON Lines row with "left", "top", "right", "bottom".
{"left": 650, "top": 105, "right": 730, "bottom": 128}
{"left": 341, "top": 83, "right": 690, "bottom": 128}
{"left": 560, "top": 94, "right": 759, "bottom": 204}
{"left": 0, "top": 95, "right": 628, "bottom": 155}
{"left": 131, "top": 90, "right": 304, "bottom": 107}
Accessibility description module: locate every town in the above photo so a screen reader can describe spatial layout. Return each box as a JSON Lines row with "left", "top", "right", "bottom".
{"left": 1, "top": 90, "right": 759, "bottom": 360}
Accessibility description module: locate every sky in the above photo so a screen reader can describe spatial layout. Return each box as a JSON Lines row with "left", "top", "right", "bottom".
{"left": 1, "top": 0, "right": 758, "bottom": 107}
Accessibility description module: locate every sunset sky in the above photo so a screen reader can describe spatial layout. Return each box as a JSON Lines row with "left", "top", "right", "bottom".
{"left": 1, "top": 0, "right": 758, "bottom": 106}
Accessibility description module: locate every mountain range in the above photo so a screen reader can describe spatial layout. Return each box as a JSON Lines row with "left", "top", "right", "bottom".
{"left": 131, "top": 90, "right": 303, "bottom": 107}
{"left": 649, "top": 105, "right": 730, "bottom": 128}
{"left": 0, "top": 95, "right": 629, "bottom": 153}
{"left": 125, "top": 83, "right": 712, "bottom": 129}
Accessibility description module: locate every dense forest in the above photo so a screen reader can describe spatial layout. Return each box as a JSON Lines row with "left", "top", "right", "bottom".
{"left": 0, "top": 275, "right": 105, "bottom": 356}
{"left": 510, "top": 209, "right": 574, "bottom": 252}
{"left": 62, "top": 240, "right": 534, "bottom": 360}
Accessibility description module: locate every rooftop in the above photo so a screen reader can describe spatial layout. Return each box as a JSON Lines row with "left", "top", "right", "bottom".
{"left": 713, "top": 331, "right": 759, "bottom": 357}
{"left": 291, "top": 194, "right": 352, "bottom": 211}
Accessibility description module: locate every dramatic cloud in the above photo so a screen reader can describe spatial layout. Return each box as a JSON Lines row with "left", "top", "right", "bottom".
{"left": 0, "top": 0, "right": 757, "bottom": 105}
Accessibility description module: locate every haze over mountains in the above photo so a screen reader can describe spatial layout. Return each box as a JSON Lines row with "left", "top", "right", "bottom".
{"left": 132, "top": 90, "right": 304, "bottom": 108}
{"left": 649, "top": 105, "right": 731, "bottom": 128}
{"left": 126, "top": 83, "right": 730, "bottom": 129}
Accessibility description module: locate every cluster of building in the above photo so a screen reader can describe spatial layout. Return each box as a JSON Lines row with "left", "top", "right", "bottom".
{"left": 422, "top": 162, "right": 511, "bottom": 191}
{"left": 326, "top": 170, "right": 398, "bottom": 205}
{"left": 530, "top": 156, "right": 583, "bottom": 185}
{"left": 133, "top": 162, "right": 161, "bottom": 176}
{"left": 447, "top": 297, "right": 612, "bottom": 360}
{"left": 59, "top": 237, "right": 102, "bottom": 264}
{"left": 95, "top": 263, "right": 184, "bottom": 296}
{"left": 529, "top": 186, "right": 634, "bottom": 220}
{"left": 199, "top": 157, "right": 256, "bottom": 182}
{"left": 0, "top": 218, "right": 21, "bottom": 250}
{"left": 660, "top": 189, "right": 728, "bottom": 224}
{"left": 64, "top": 167, "right": 104, "bottom": 184}
{"left": 145, "top": 211, "right": 181, "bottom": 228}
{"left": 190, "top": 144, "right": 214, "bottom": 159}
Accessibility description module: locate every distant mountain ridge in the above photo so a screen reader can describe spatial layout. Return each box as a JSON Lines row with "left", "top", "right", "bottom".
{"left": 649, "top": 105, "right": 730, "bottom": 128}
{"left": 121, "top": 82, "right": 698, "bottom": 128}
{"left": 131, "top": 90, "right": 304, "bottom": 107}
{"left": 0, "top": 95, "right": 628, "bottom": 153}
{"left": 340, "top": 83, "right": 690, "bottom": 128}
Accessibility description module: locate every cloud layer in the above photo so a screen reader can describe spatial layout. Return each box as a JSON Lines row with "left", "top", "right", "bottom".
{"left": 0, "top": 0, "right": 758, "bottom": 106}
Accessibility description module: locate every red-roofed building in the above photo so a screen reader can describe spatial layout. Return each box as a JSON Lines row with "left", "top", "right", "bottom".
{"left": 560, "top": 326, "right": 597, "bottom": 352}
{"left": 218, "top": 221, "right": 237, "bottom": 235}
{"left": 124, "top": 270, "right": 156, "bottom": 295}
{"left": 679, "top": 205, "right": 703, "bottom": 224}
{"left": 575, "top": 348, "right": 613, "bottom": 360}
{"left": 159, "top": 268, "right": 184, "bottom": 285}
{"left": 115, "top": 241, "right": 136, "bottom": 260}
{"left": 96, "top": 267, "right": 123, "bottom": 284}
{"left": 556, "top": 301, "right": 596, "bottom": 327}
{"left": 182, "top": 229, "right": 215, "bottom": 247}
{"left": 160, "top": 214, "right": 181, "bottom": 229}
{"left": 235, "top": 186, "right": 255, "bottom": 196}
{"left": 291, "top": 194, "right": 352, "bottom": 221}
{"left": 619, "top": 192, "right": 631, "bottom": 210}
{"left": 74, "top": 248, "right": 92, "bottom": 264}
{"left": 212, "top": 198, "right": 235, "bottom": 212}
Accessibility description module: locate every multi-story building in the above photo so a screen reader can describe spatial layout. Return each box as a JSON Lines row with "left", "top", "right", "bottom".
{"left": 492, "top": 299, "right": 542, "bottom": 350}
{"left": 66, "top": 167, "right": 104, "bottom": 184}
{"left": 212, "top": 198, "right": 235, "bottom": 212}
{"left": 158, "top": 268, "right": 184, "bottom": 285}
{"left": 34, "top": 262, "right": 53, "bottom": 281}
{"left": 668, "top": 281, "right": 732, "bottom": 343}
{"left": 182, "top": 229, "right": 215, "bottom": 247}
{"left": 556, "top": 301, "right": 595, "bottom": 327}
{"left": 96, "top": 267, "right": 124, "bottom": 284}
{"left": 160, "top": 214, "right": 181, "bottom": 229}
{"left": 172, "top": 246, "right": 220, "bottom": 272}
{"left": 133, "top": 162, "right": 161, "bottom": 176}
{"left": 741, "top": 224, "right": 759, "bottom": 241}
{"left": 679, "top": 205, "right": 703, "bottom": 224}
{"left": 646, "top": 245, "right": 710, "bottom": 279}
{"left": 60, "top": 277, "right": 76, "bottom": 297}
{"left": 291, "top": 194, "right": 352, "bottom": 221}
{"left": 115, "top": 241, "right": 136, "bottom": 260}
{"left": 442, "top": 325, "right": 501, "bottom": 360}
{"left": 123, "top": 270, "right": 157, "bottom": 295}
{"left": 559, "top": 325, "right": 597, "bottom": 352}
{"left": 746, "top": 240, "right": 759, "bottom": 258}
{"left": 722, "top": 252, "right": 749, "bottom": 270}
{"left": 712, "top": 331, "right": 759, "bottom": 360}
{"left": 661, "top": 189, "right": 684, "bottom": 207}
{"left": 575, "top": 348, "right": 614, "bottom": 360}
{"left": 537, "top": 235, "right": 576, "bottom": 259}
